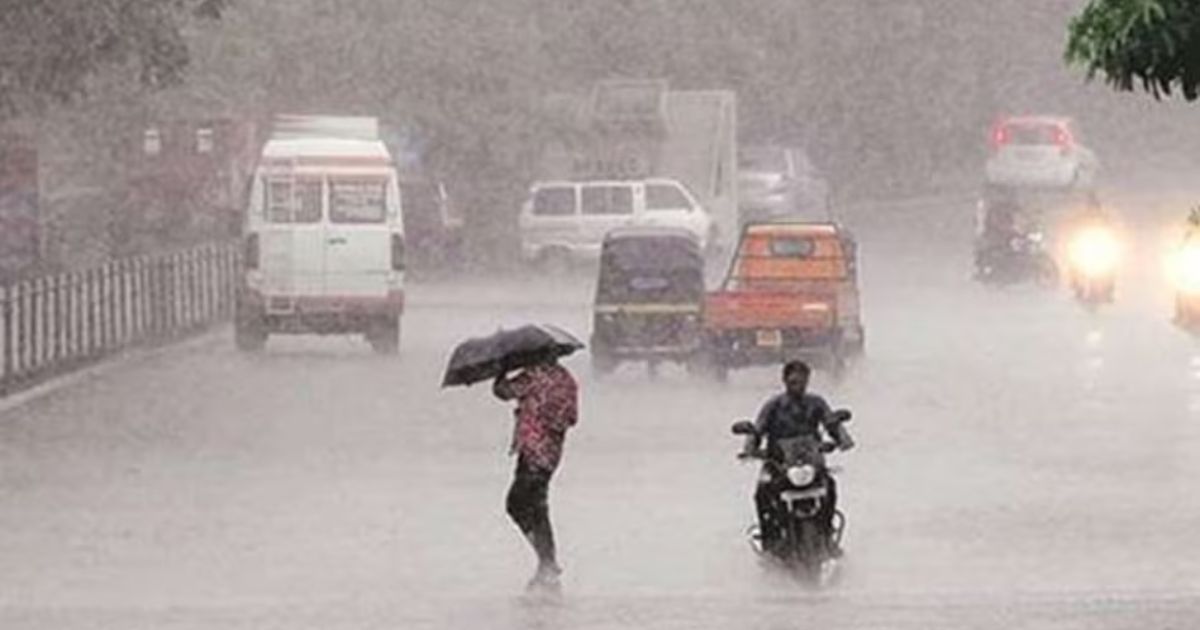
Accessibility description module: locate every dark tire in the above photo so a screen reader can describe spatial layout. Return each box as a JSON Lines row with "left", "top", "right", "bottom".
{"left": 795, "top": 520, "right": 825, "bottom": 586}
{"left": 234, "top": 312, "right": 267, "bottom": 353}
{"left": 687, "top": 342, "right": 728, "bottom": 382}
{"left": 367, "top": 316, "right": 401, "bottom": 354}
{"left": 847, "top": 326, "right": 866, "bottom": 357}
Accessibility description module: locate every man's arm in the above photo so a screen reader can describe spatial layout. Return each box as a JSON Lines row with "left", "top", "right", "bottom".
{"left": 492, "top": 370, "right": 531, "bottom": 401}
{"left": 743, "top": 397, "right": 775, "bottom": 455}
{"left": 815, "top": 396, "right": 855, "bottom": 450}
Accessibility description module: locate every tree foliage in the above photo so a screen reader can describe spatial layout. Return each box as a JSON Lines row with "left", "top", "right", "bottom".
{"left": 0, "top": 0, "right": 225, "bottom": 118}
{"left": 1066, "top": 0, "right": 1200, "bottom": 100}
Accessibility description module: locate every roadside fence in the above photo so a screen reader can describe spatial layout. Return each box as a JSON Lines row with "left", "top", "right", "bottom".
{"left": 0, "top": 242, "right": 239, "bottom": 395}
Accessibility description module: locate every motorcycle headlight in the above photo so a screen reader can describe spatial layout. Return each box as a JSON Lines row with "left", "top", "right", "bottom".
{"left": 786, "top": 464, "right": 816, "bottom": 487}
{"left": 1067, "top": 226, "right": 1121, "bottom": 277}
{"left": 1172, "top": 244, "right": 1200, "bottom": 294}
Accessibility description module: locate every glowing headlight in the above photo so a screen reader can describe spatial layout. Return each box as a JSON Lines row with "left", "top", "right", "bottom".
{"left": 1172, "top": 244, "right": 1200, "bottom": 293}
{"left": 1067, "top": 226, "right": 1121, "bottom": 277}
{"left": 786, "top": 464, "right": 816, "bottom": 487}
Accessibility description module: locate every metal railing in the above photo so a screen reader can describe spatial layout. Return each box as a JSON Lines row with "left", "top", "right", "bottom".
{"left": 0, "top": 242, "right": 239, "bottom": 395}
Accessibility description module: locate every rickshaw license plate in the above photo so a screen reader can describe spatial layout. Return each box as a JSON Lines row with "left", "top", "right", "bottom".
{"left": 756, "top": 329, "right": 782, "bottom": 347}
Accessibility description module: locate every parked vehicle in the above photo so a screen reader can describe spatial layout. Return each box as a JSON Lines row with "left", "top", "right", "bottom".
{"left": 701, "top": 222, "right": 864, "bottom": 380}
{"left": 236, "top": 115, "right": 405, "bottom": 353}
{"left": 519, "top": 177, "right": 714, "bottom": 269}
{"left": 589, "top": 227, "right": 706, "bottom": 376}
{"left": 738, "top": 145, "right": 830, "bottom": 225}
{"left": 985, "top": 116, "right": 1099, "bottom": 190}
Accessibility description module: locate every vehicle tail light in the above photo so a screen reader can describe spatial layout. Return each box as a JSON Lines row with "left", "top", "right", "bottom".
{"left": 391, "top": 233, "right": 406, "bottom": 271}
{"left": 243, "top": 233, "right": 259, "bottom": 270}
{"left": 990, "top": 124, "right": 1008, "bottom": 151}
{"left": 1051, "top": 127, "right": 1073, "bottom": 154}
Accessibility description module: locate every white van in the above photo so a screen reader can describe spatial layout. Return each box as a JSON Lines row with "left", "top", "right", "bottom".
{"left": 518, "top": 177, "right": 714, "bottom": 267}
{"left": 235, "top": 116, "right": 405, "bottom": 353}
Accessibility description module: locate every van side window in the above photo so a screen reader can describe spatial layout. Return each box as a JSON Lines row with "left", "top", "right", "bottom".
{"left": 582, "top": 185, "right": 633, "bottom": 215}
{"left": 532, "top": 187, "right": 575, "bottom": 216}
{"left": 646, "top": 183, "right": 693, "bottom": 212}
{"left": 331, "top": 178, "right": 388, "bottom": 224}
{"left": 265, "top": 177, "right": 322, "bottom": 223}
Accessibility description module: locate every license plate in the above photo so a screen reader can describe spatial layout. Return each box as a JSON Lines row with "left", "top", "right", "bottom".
{"left": 756, "top": 329, "right": 782, "bottom": 347}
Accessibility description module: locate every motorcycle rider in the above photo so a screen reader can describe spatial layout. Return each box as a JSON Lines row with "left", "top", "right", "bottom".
{"left": 974, "top": 185, "right": 1025, "bottom": 276}
{"left": 740, "top": 360, "right": 855, "bottom": 556}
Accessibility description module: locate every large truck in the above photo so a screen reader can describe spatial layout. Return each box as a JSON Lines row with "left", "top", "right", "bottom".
{"left": 528, "top": 79, "right": 738, "bottom": 253}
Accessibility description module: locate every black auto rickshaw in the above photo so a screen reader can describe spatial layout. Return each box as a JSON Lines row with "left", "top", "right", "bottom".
{"left": 590, "top": 227, "right": 706, "bottom": 376}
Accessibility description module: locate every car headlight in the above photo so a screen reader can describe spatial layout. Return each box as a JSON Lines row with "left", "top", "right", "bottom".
{"left": 1067, "top": 226, "right": 1121, "bottom": 277}
{"left": 786, "top": 464, "right": 816, "bottom": 487}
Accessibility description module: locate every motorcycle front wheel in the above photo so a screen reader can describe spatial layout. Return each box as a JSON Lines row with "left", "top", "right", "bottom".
{"left": 793, "top": 520, "right": 825, "bottom": 586}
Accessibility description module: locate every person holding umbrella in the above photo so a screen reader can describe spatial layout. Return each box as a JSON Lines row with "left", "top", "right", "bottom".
{"left": 493, "top": 353, "right": 577, "bottom": 590}
{"left": 442, "top": 324, "right": 583, "bottom": 591}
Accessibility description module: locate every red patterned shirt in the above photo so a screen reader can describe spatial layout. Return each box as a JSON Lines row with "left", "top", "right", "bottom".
{"left": 506, "top": 363, "right": 578, "bottom": 472}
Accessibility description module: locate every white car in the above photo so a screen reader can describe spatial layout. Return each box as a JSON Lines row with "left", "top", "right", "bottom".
{"left": 737, "top": 146, "right": 830, "bottom": 225}
{"left": 985, "top": 116, "right": 1099, "bottom": 190}
{"left": 518, "top": 177, "right": 714, "bottom": 268}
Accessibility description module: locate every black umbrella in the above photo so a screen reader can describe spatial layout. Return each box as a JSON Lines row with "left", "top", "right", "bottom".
{"left": 442, "top": 323, "right": 584, "bottom": 387}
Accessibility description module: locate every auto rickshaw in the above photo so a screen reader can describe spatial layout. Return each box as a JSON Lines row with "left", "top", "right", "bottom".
{"left": 590, "top": 227, "right": 706, "bottom": 376}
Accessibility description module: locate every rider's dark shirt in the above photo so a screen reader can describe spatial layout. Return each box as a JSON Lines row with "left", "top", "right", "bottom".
{"left": 750, "top": 392, "right": 833, "bottom": 462}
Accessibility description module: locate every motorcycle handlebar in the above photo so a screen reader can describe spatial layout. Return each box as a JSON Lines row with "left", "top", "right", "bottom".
{"left": 736, "top": 442, "right": 841, "bottom": 460}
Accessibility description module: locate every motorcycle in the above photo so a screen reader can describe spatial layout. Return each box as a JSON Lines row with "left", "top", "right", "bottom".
{"left": 731, "top": 412, "right": 851, "bottom": 586}
{"left": 1171, "top": 237, "right": 1200, "bottom": 328}
{"left": 974, "top": 230, "right": 1059, "bottom": 287}
{"left": 1064, "top": 223, "right": 1120, "bottom": 308}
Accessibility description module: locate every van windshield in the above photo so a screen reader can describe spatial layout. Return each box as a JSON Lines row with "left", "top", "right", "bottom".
{"left": 331, "top": 178, "right": 388, "bottom": 223}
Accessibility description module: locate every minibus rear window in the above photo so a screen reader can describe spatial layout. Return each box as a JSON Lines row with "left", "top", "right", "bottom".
{"left": 265, "top": 178, "right": 322, "bottom": 223}
{"left": 331, "top": 179, "right": 388, "bottom": 224}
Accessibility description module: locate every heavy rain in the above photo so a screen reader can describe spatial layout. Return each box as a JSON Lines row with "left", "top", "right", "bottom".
{"left": 2, "top": 1, "right": 1200, "bottom": 628}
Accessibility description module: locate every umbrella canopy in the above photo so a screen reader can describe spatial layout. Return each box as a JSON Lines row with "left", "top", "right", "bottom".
{"left": 442, "top": 323, "right": 584, "bottom": 387}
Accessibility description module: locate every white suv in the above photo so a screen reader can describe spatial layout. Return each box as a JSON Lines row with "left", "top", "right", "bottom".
{"left": 985, "top": 116, "right": 1099, "bottom": 190}
{"left": 518, "top": 178, "right": 714, "bottom": 266}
